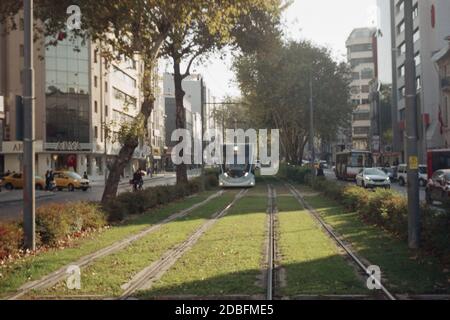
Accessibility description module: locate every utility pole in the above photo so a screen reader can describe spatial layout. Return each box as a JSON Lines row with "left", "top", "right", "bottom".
{"left": 23, "top": 0, "right": 36, "bottom": 250}
{"left": 404, "top": 0, "right": 420, "bottom": 249}
{"left": 200, "top": 77, "right": 205, "bottom": 191}
{"left": 390, "top": 0, "right": 401, "bottom": 155}
{"left": 309, "top": 74, "right": 315, "bottom": 173}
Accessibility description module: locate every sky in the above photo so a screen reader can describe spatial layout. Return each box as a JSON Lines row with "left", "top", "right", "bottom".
{"left": 191, "top": 0, "right": 378, "bottom": 100}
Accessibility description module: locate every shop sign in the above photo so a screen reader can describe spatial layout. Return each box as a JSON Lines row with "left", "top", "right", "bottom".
{"left": 2, "top": 140, "right": 44, "bottom": 153}
{"left": 45, "top": 142, "right": 92, "bottom": 151}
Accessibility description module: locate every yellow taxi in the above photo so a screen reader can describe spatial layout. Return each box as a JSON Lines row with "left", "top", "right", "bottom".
{"left": 53, "top": 171, "right": 90, "bottom": 192}
{"left": 0, "top": 173, "right": 47, "bottom": 190}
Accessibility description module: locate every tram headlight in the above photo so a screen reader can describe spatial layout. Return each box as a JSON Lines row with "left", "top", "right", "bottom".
{"left": 224, "top": 173, "right": 229, "bottom": 178}
{"left": 244, "top": 172, "right": 249, "bottom": 177}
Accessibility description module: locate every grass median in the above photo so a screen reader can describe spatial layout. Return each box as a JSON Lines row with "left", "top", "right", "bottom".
{"left": 0, "top": 191, "right": 216, "bottom": 298}
{"left": 277, "top": 191, "right": 369, "bottom": 297}
{"left": 31, "top": 191, "right": 236, "bottom": 298}
{"left": 137, "top": 185, "right": 268, "bottom": 298}
{"left": 297, "top": 185, "right": 450, "bottom": 294}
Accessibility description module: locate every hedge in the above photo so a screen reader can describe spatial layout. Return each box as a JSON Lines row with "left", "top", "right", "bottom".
{"left": 0, "top": 202, "right": 106, "bottom": 260}
{"left": 104, "top": 174, "right": 217, "bottom": 223}
{"left": 286, "top": 170, "right": 450, "bottom": 264}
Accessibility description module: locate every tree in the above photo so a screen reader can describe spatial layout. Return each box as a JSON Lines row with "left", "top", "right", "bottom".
{"left": 234, "top": 40, "right": 352, "bottom": 164}
{"left": 1, "top": 1, "right": 201, "bottom": 202}
{"left": 160, "top": 0, "right": 282, "bottom": 184}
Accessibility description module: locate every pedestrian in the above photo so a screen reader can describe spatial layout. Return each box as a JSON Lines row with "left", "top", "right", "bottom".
{"left": 132, "top": 169, "right": 143, "bottom": 191}
{"left": 317, "top": 164, "right": 325, "bottom": 177}
{"left": 45, "top": 170, "right": 50, "bottom": 190}
{"left": 83, "top": 171, "right": 88, "bottom": 180}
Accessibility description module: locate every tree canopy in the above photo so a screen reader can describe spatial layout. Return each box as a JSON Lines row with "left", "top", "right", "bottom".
{"left": 234, "top": 39, "right": 352, "bottom": 164}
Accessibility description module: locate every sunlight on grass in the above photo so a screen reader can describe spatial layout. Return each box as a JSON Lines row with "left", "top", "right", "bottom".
{"left": 137, "top": 188, "right": 268, "bottom": 298}
{"left": 302, "top": 189, "right": 450, "bottom": 294}
{"left": 32, "top": 193, "right": 237, "bottom": 298}
{"left": 277, "top": 196, "right": 368, "bottom": 296}
{"left": 0, "top": 192, "right": 215, "bottom": 298}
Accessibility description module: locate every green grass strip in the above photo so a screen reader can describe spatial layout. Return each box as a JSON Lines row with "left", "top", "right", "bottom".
{"left": 137, "top": 186, "right": 268, "bottom": 297}
{"left": 277, "top": 194, "right": 369, "bottom": 296}
{"left": 0, "top": 192, "right": 215, "bottom": 298}
{"left": 300, "top": 186, "right": 449, "bottom": 294}
{"left": 32, "top": 192, "right": 237, "bottom": 298}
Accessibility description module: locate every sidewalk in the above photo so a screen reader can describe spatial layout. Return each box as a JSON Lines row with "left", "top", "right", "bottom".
{"left": 88, "top": 173, "right": 171, "bottom": 187}
{"left": 0, "top": 190, "right": 56, "bottom": 205}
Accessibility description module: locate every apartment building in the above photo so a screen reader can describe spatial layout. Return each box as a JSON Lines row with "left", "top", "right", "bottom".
{"left": 0, "top": 15, "right": 155, "bottom": 178}
{"left": 433, "top": 37, "right": 450, "bottom": 147}
{"left": 346, "top": 27, "right": 377, "bottom": 151}
{"left": 392, "top": 0, "right": 450, "bottom": 161}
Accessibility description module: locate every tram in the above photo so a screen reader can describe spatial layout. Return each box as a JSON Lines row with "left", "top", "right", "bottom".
{"left": 218, "top": 143, "right": 256, "bottom": 188}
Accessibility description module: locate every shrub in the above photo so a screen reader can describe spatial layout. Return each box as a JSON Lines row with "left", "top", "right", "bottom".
{"left": 279, "top": 164, "right": 312, "bottom": 184}
{"left": 0, "top": 222, "right": 23, "bottom": 260}
{"left": 36, "top": 203, "right": 72, "bottom": 245}
{"left": 103, "top": 177, "right": 212, "bottom": 222}
{"left": 35, "top": 202, "right": 106, "bottom": 246}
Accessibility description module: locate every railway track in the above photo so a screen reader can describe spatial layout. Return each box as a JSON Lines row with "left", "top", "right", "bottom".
{"left": 120, "top": 189, "right": 249, "bottom": 299}
{"left": 285, "top": 183, "right": 397, "bottom": 301}
{"left": 266, "top": 184, "right": 277, "bottom": 300}
{"left": 8, "top": 190, "right": 224, "bottom": 300}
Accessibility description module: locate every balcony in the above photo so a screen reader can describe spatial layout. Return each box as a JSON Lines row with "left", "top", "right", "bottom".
{"left": 442, "top": 77, "right": 450, "bottom": 92}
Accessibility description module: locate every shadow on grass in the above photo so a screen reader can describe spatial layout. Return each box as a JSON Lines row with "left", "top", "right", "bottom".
{"left": 301, "top": 194, "right": 450, "bottom": 294}
{"left": 134, "top": 255, "right": 372, "bottom": 299}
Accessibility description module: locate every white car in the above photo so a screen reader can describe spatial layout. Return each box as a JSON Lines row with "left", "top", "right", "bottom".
{"left": 356, "top": 168, "right": 391, "bottom": 189}
{"left": 397, "top": 164, "right": 428, "bottom": 187}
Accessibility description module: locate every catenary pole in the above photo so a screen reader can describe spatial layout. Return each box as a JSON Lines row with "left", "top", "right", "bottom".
{"left": 23, "top": 0, "right": 36, "bottom": 250}
{"left": 404, "top": 0, "right": 420, "bottom": 249}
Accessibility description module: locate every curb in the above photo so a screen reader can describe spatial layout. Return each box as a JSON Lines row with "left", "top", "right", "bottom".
{"left": 0, "top": 192, "right": 56, "bottom": 206}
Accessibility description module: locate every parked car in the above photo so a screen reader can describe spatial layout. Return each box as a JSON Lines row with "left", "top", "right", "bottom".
{"left": 425, "top": 169, "right": 450, "bottom": 205}
{"left": 0, "top": 173, "right": 47, "bottom": 190}
{"left": 53, "top": 171, "right": 90, "bottom": 192}
{"left": 397, "top": 164, "right": 428, "bottom": 187}
{"left": 378, "top": 167, "right": 396, "bottom": 181}
{"left": 356, "top": 168, "right": 391, "bottom": 189}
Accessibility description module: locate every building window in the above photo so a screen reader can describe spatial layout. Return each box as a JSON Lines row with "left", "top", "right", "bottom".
{"left": 361, "top": 85, "right": 370, "bottom": 93}
{"left": 353, "top": 127, "right": 369, "bottom": 135}
{"left": 361, "top": 68, "right": 373, "bottom": 80}
{"left": 353, "top": 112, "right": 370, "bottom": 121}
{"left": 348, "top": 43, "right": 372, "bottom": 53}
{"left": 399, "top": 87, "right": 405, "bottom": 99}
{"left": 413, "top": 28, "right": 420, "bottom": 43}
{"left": 105, "top": 82, "right": 108, "bottom": 92}
{"left": 398, "top": 64, "right": 405, "bottom": 77}
{"left": 19, "top": 44, "right": 24, "bottom": 57}
{"left": 94, "top": 100, "right": 98, "bottom": 113}
{"left": 94, "top": 76, "right": 98, "bottom": 88}
{"left": 416, "top": 76, "right": 421, "bottom": 91}
{"left": 94, "top": 49, "right": 98, "bottom": 63}
{"left": 397, "top": 20, "right": 405, "bottom": 35}
{"left": 351, "top": 86, "right": 361, "bottom": 95}
{"left": 398, "top": 42, "right": 406, "bottom": 56}
{"left": 105, "top": 105, "right": 108, "bottom": 117}
{"left": 414, "top": 53, "right": 421, "bottom": 66}
{"left": 413, "top": 4, "right": 419, "bottom": 19}
{"left": 396, "top": 1, "right": 404, "bottom": 14}
{"left": 94, "top": 126, "right": 98, "bottom": 139}
{"left": 444, "top": 96, "right": 449, "bottom": 126}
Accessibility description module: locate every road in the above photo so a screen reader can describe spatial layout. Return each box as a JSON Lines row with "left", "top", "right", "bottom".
{"left": 0, "top": 173, "right": 181, "bottom": 222}
{"left": 323, "top": 169, "right": 426, "bottom": 202}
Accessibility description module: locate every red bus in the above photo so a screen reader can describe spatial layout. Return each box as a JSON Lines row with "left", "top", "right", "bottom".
{"left": 335, "top": 151, "right": 373, "bottom": 181}
{"left": 427, "top": 149, "right": 450, "bottom": 179}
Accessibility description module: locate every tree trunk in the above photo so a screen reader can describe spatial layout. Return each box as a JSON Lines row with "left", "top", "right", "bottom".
{"left": 173, "top": 59, "right": 188, "bottom": 184}
{"left": 101, "top": 92, "right": 155, "bottom": 204}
